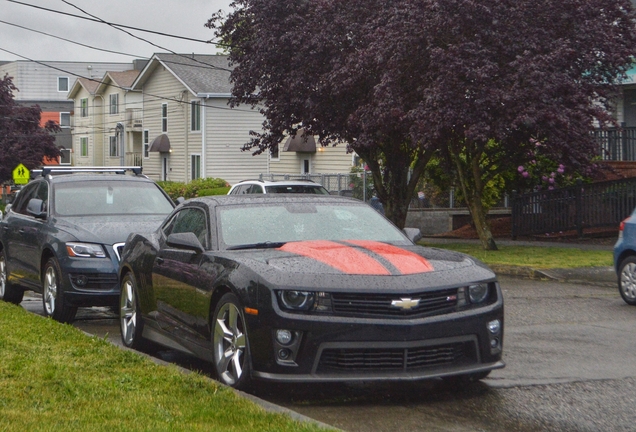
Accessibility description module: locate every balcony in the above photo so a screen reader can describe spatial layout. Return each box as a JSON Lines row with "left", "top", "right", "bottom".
{"left": 126, "top": 108, "right": 143, "bottom": 130}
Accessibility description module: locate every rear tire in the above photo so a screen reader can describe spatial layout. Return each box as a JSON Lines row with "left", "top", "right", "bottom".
{"left": 42, "top": 257, "right": 77, "bottom": 323}
{"left": 618, "top": 256, "right": 636, "bottom": 305}
{"left": 0, "top": 250, "right": 24, "bottom": 304}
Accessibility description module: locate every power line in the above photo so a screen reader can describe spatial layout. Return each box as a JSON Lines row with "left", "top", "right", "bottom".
{"left": 5, "top": 0, "right": 221, "bottom": 45}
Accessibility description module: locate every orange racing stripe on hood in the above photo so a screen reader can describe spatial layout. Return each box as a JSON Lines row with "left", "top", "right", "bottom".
{"left": 345, "top": 240, "right": 434, "bottom": 274}
{"left": 278, "top": 240, "right": 391, "bottom": 275}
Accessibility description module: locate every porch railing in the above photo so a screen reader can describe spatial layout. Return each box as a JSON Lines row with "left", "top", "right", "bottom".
{"left": 594, "top": 126, "right": 636, "bottom": 161}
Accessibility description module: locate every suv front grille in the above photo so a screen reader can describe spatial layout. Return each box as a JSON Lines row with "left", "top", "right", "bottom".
{"left": 331, "top": 288, "right": 458, "bottom": 317}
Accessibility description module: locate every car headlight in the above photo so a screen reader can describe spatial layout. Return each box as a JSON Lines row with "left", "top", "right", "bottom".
{"left": 277, "top": 291, "right": 315, "bottom": 311}
{"left": 468, "top": 283, "right": 489, "bottom": 304}
{"left": 66, "top": 242, "right": 106, "bottom": 258}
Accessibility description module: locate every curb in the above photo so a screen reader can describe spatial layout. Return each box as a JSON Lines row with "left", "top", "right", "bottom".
{"left": 490, "top": 264, "right": 617, "bottom": 288}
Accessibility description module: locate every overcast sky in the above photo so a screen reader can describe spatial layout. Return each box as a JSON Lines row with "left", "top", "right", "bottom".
{"left": 1, "top": 0, "right": 233, "bottom": 63}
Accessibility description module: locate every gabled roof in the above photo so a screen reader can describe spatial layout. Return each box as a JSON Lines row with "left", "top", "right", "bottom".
{"left": 67, "top": 77, "right": 101, "bottom": 99}
{"left": 131, "top": 54, "right": 232, "bottom": 97}
{"left": 96, "top": 70, "right": 141, "bottom": 94}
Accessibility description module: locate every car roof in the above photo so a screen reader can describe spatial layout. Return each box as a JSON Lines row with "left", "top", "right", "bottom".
{"left": 187, "top": 194, "right": 360, "bottom": 206}
{"left": 47, "top": 173, "right": 155, "bottom": 184}
{"left": 232, "top": 179, "right": 320, "bottom": 186}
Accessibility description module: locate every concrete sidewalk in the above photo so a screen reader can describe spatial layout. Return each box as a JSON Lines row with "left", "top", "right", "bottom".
{"left": 422, "top": 237, "right": 618, "bottom": 288}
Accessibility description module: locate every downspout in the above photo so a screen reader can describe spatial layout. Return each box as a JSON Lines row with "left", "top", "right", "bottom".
{"left": 202, "top": 97, "right": 207, "bottom": 178}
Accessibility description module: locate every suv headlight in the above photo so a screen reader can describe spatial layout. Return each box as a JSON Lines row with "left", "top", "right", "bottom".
{"left": 66, "top": 242, "right": 106, "bottom": 258}
{"left": 277, "top": 291, "right": 315, "bottom": 311}
{"left": 468, "top": 283, "right": 489, "bottom": 304}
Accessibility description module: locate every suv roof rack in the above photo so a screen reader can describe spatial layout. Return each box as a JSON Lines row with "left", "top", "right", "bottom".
{"left": 35, "top": 166, "right": 143, "bottom": 177}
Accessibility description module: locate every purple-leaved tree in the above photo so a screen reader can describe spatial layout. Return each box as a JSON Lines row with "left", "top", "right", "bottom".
{"left": 210, "top": 0, "right": 636, "bottom": 249}
{"left": 0, "top": 74, "right": 60, "bottom": 183}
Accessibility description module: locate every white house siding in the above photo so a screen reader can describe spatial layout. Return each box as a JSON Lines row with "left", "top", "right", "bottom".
{"left": 141, "top": 67, "right": 190, "bottom": 181}
{"left": 0, "top": 61, "right": 131, "bottom": 102}
{"left": 271, "top": 142, "right": 353, "bottom": 175}
{"left": 204, "top": 98, "right": 268, "bottom": 185}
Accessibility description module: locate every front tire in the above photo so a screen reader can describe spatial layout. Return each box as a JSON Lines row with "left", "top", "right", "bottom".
{"left": 119, "top": 272, "right": 148, "bottom": 350}
{"left": 42, "top": 257, "right": 77, "bottom": 323}
{"left": 619, "top": 256, "right": 636, "bottom": 305}
{"left": 212, "top": 293, "right": 251, "bottom": 390}
{"left": 0, "top": 249, "right": 24, "bottom": 304}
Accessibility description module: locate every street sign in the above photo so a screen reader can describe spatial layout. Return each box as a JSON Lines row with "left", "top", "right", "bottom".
{"left": 12, "top": 163, "right": 30, "bottom": 185}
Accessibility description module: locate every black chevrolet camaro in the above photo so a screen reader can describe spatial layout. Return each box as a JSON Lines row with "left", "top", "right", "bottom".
{"left": 118, "top": 195, "right": 504, "bottom": 389}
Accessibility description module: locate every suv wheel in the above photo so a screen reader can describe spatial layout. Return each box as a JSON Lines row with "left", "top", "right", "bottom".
{"left": 619, "top": 256, "right": 636, "bottom": 306}
{"left": 42, "top": 257, "right": 77, "bottom": 323}
{"left": 0, "top": 250, "right": 24, "bottom": 304}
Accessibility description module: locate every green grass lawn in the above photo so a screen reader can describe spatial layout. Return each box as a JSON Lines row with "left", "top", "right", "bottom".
{"left": 420, "top": 242, "right": 613, "bottom": 269}
{"left": 0, "top": 302, "right": 329, "bottom": 432}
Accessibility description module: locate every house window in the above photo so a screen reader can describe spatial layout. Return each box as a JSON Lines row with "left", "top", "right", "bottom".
{"left": 143, "top": 130, "right": 149, "bottom": 158}
{"left": 301, "top": 158, "right": 310, "bottom": 174}
{"left": 80, "top": 98, "right": 88, "bottom": 117}
{"left": 109, "top": 94, "right": 119, "bottom": 115}
{"left": 80, "top": 137, "right": 88, "bottom": 157}
{"left": 270, "top": 144, "right": 279, "bottom": 161}
{"left": 162, "top": 103, "right": 168, "bottom": 132}
{"left": 191, "top": 154, "right": 201, "bottom": 180}
{"left": 109, "top": 136, "right": 119, "bottom": 157}
{"left": 59, "top": 112, "right": 70, "bottom": 128}
{"left": 191, "top": 101, "right": 201, "bottom": 131}
{"left": 58, "top": 77, "right": 69, "bottom": 92}
{"left": 59, "top": 148, "right": 71, "bottom": 165}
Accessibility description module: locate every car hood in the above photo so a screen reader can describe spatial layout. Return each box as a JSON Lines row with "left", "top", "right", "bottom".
{"left": 53, "top": 214, "right": 167, "bottom": 245}
{"left": 228, "top": 240, "right": 495, "bottom": 291}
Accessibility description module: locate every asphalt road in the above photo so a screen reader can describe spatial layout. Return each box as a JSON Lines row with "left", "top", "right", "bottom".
{"left": 20, "top": 275, "right": 636, "bottom": 431}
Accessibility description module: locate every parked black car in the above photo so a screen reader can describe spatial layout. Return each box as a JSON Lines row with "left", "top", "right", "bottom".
{"left": 118, "top": 195, "right": 504, "bottom": 389}
{"left": 0, "top": 167, "right": 176, "bottom": 322}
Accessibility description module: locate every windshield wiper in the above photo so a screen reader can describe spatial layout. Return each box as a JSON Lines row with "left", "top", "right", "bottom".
{"left": 226, "top": 241, "right": 287, "bottom": 251}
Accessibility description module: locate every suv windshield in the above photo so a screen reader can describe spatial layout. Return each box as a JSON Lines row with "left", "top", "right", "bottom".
{"left": 264, "top": 185, "right": 330, "bottom": 194}
{"left": 53, "top": 181, "right": 174, "bottom": 216}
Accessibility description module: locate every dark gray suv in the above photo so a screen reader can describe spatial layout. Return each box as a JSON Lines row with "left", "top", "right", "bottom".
{"left": 0, "top": 167, "right": 176, "bottom": 322}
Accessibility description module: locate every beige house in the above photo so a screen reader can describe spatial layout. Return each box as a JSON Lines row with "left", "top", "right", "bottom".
{"left": 129, "top": 54, "right": 269, "bottom": 184}
{"left": 68, "top": 68, "right": 142, "bottom": 166}
{"left": 270, "top": 130, "right": 355, "bottom": 176}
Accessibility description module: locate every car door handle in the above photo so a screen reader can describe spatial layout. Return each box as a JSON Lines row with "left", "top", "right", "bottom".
{"left": 156, "top": 257, "right": 164, "bottom": 265}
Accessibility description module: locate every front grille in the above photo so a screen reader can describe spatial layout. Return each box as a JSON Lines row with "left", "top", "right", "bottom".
{"left": 317, "top": 341, "right": 476, "bottom": 373}
{"left": 69, "top": 273, "right": 118, "bottom": 290}
{"left": 331, "top": 288, "right": 458, "bottom": 318}
{"left": 113, "top": 242, "right": 126, "bottom": 261}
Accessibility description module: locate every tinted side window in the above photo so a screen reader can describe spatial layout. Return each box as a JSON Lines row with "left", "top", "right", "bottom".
{"left": 165, "top": 208, "right": 208, "bottom": 248}
{"left": 12, "top": 182, "right": 39, "bottom": 215}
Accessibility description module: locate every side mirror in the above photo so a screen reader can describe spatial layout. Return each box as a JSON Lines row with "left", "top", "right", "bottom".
{"left": 26, "top": 198, "right": 47, "bottom": 219}
{"left": 166, "top": 232, "right": 204, "bottom": 253}
{"left": 175, "top": 197, "right": 185, "bottom": 205}
{"left": 403, "top": 227, "right": 422, "bottom": 243}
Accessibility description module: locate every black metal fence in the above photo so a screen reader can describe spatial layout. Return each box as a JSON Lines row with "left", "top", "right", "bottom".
{"left": 511, "top": 177, "right": 636, "bottom": 238}
{"left": 594, "top": 126, "right": 636, "bottom": 161}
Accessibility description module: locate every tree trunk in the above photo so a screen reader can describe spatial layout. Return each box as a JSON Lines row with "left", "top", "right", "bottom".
{"left": 451, "top": 141, "right": 498, "bottom": 251}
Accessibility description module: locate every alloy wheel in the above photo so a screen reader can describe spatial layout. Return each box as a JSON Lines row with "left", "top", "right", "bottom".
{"left": 0, "top": 253, "right": 6, "bottom": 298}
{"left": 621, "top": 262, "right": 636, "bottom": 301}
{"left": 213, "top": 302, "right": 246, "bottom": 386}
{"left": 43, "top": 265, "right": 57, "bottom": 315}
{"left": 120, "top": 278, "right": 137, "bottom": 346}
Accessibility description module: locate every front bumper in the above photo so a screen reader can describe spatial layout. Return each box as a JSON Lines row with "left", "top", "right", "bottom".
{"left": 57, "top": 252, "right": 120, "bottom": 307}
{"left": 248, "top": 294, "right": 504, "bottom": 383}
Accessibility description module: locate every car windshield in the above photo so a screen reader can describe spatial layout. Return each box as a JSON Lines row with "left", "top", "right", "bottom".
{"left": 53, "top": 181, "right": 174, "bottom": 216}
{"left": 264, "top": 185, "right": 330, "bottom": 195}
{"left": 218, "top": 202, "right": 409, "bottom": 248}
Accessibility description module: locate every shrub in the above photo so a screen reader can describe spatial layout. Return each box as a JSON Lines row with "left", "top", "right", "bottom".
{"left": 157, "top": 178, "right": 230, "bottom": 201}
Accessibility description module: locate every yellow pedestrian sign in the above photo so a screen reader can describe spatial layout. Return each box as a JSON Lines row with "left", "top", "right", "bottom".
{"left": 12, "top": 164, "right": 30, "bottom": 185}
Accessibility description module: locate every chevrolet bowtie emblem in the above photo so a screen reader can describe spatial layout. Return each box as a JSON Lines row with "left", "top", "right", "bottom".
{"left": 391, "top": 297, "right": 420, "bottom": 310}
